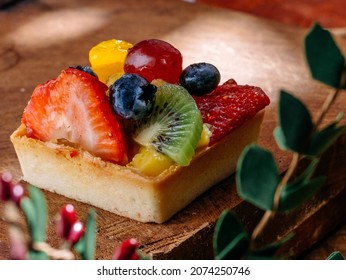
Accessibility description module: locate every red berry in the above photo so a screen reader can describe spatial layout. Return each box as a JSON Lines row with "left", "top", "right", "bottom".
{"left": 124, "top": 39, "right": 182, "bottom": 84}
{"left": 67, "top": 221, "right": 85, "bottom": 245}
{"left": 112, "top": 238, "right": 139, "bottom": 260}
{"left": 56, "top": 204, "right": 77, "bottom": 239}
{"left": 0, "top": 172, "right": 13, "bottom": 201}
{"left": 193, "top": 79, "right": 270, "bottom": 145}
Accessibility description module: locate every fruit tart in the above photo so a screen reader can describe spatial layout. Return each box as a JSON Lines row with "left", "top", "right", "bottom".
{"left": 11, "top": 39, "right": 270, "bottom": 223}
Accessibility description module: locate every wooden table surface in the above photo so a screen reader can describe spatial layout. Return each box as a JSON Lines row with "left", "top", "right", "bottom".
{"left": 1, "top": 0, "right": 346, "bottom": 260}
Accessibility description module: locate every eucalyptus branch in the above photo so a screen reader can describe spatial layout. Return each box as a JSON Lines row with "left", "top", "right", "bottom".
{"left": 251, "top": 86, "right": 341, "bottom": 246}
{"left": 249, "top": 49, "right": 346, "bottom": 246}
{"left": 315, "top": 67, "right": 345, "bottom": 130}
{"left": 315, "top": 86, "right": 342, "bottom": 130}
{"left": 272, "top": 153, "right": 300, "bottom": 211}
{"left": 251, "top": 153, "right": 300, "bottom": 242}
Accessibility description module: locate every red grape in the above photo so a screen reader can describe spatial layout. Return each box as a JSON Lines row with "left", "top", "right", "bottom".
{"left": 124, "top": 39, "right": 182, "bottom": 84}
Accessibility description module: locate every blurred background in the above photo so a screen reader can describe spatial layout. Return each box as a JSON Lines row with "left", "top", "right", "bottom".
{"left": 184, "top": 0, "right": 345, "bottom": 28}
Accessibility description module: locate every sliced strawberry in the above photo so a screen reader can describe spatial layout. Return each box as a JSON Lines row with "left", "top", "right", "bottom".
{"left": 193, "top": 79, "right": 270, "bottom": 145}
{"left": 22, "top": 68, "right": 128, "bottom": 164}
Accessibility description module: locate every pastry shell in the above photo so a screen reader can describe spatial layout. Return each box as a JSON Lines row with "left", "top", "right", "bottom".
{"left": 11, "top": 111, "right": 265, "bottom": 223}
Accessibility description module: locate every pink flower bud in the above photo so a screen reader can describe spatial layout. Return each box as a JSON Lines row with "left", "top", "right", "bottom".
{"left": 10, "top": 183, "right": 25, "bottom": 206}
{"left": 67, "top": 221, "right": 85, "bottom": 245}
{"left": 56, "top": 204, "right": 77, "bottom": 239}
{"left": 0, "top": 172, "right": 13, "bottom": 201}
{"left": 112, "top": 238, "right": 139, "bottom": 260}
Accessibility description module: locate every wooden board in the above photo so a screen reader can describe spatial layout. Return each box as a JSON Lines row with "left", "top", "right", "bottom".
{"left": 1, "top": 0, "right": 346, "bottom": 259}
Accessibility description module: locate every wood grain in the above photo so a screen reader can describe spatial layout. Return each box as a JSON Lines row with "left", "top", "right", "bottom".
{"left": 1, "top": 0, "right": 346, "bottom": 259}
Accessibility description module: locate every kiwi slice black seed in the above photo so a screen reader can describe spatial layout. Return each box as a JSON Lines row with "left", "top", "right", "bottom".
{"left": 133, "top": 83, "right": 203, "bottom": 166}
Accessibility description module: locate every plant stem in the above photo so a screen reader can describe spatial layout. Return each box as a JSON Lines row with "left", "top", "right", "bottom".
{"left": 250, "top": 69, "right": 345, "bottom": 246}
{"left": 250, "top": 74, "right": 344, "bottom": 247}
{"left": 272, "top": 153, "right": 300, "bottom": 212}
{"left": 315, "top": 88, "right": 341, "bottom": 129}
{"left": 251, "top": 153, "right": 300, "bottom": 243}
{"left": 315, "top": 70, "right": 345, "bottom": 129}
{"left": 250, "top": 211, "right": 274, "bottom": 243}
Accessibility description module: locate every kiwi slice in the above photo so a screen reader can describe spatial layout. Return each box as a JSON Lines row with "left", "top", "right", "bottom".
{"left": 133, "top": 83, "right": 203, "bottom": 166}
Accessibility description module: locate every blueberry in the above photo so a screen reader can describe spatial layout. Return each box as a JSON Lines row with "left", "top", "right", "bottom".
{"left": 72, "top": 65, "right": 98, "bottom": 78}
{"left": 180, "top": 62, "right": 221, "bottom": 96}
{"left": 109, "top": 73, "right": 156, "bottom": 121}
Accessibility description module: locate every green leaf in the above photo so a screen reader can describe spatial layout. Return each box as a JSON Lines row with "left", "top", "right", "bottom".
{"left": 236, "top": 144, "right": 280, "bottom": 211}
{"left": 20, "top": 197, "right": 36, "bottom": 241}
{"left": 305, "top": 22, "right": 345, "bottom": 89}
{"left": 327, "top": 251, "right": 345, "bottom": 260}
{"left": 213, "top": 210, "right": 249, "bottom": 260}
{"left": 305, "top": 121, "right": 346, "bottom": 157}
{"left": 245, "top": 233, "right": 294, "bottom": 260}
{"left": 274, "top": 91, "right": 313, "bottom": 153}
{"left": 73, "top": 237, "right": 85, "bottom": 258}
{"left": 279, "top": 159, "right": 326, "bottom": 211}
{"left": 280, "top": 176, "right": 325, "bottom": 212}
{"left": 28, "top": 185, "right": 47, "bottom": 242}
{"left": 137, "top": 250, "right": 151, "bottom": 260}
{"left": 20, "top": 187, "right": 48, "bottom": 243}
{"left": 75, "top": 209, "right": 96, "bottom": 260}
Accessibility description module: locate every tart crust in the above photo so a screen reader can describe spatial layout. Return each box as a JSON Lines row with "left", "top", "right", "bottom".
{"left": 11, "top": 111, "right": 265, "bottom": 223}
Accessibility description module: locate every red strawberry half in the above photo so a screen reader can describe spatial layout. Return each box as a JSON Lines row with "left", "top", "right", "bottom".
{"left": 22, "top": 68, "right": 128, "bottom": 164}
{"left": 193, "top": 79, "right": 270, "bottom": 145}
